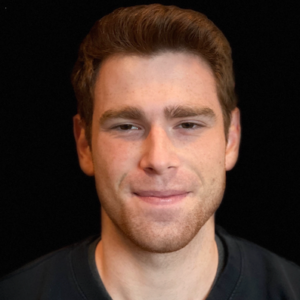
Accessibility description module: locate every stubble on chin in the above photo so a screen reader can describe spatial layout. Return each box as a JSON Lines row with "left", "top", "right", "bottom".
{"left": 113, "top": 189, "right": 223, "bottom": 254}
{"left": 100, "top": 167, "right": 226, "bottom": 254}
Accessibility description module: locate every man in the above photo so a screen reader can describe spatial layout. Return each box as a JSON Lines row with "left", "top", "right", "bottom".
{"left": 1, "top": 4, "right": 299, "bottom": 299}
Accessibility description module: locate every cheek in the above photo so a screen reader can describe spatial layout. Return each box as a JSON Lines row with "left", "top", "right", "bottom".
{"left": 186, "top": 132, "right": 226, "bottom": 177}
{"left": 92, "top": 135, "right": 140, "bottom": 185}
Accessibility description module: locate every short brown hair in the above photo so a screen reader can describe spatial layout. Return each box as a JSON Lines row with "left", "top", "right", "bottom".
{"left": 71, "top": 4, "right": 237, "bottom": 144}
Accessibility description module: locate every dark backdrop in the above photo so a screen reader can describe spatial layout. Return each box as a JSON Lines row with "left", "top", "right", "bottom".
{"left": 2, "top": 0, "right": 300, "bottom": 278}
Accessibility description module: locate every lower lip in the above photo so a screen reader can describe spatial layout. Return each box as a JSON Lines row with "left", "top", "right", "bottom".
{"left": 135, "top": 193, "right": 189, "bottom": 205}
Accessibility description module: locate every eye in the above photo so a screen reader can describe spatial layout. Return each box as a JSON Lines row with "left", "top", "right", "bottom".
{"left": 115, "top": 124, "right": 140, "bottom": 130}
{"left": 179, "top": 122, "right": 199, "bottom": 129}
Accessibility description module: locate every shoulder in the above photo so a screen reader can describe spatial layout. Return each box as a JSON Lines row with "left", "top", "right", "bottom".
{"left": 0, "top": 236, "right": 97, "bottom": 300}
{"left": 1, "top": 244, "right": 74, "bottom": 281}
{"left": 216, "top": 226, "right": 300, "bottom": 299}
{"left": 219, "top": 226, "right": 300, "bottom": 277}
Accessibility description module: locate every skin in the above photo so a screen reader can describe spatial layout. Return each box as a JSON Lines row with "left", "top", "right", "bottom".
{"left": 74, "top": 51, "right": 241, "bottom": 300}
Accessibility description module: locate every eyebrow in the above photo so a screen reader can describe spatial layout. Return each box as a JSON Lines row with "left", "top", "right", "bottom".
{"left": 164, "top": 105, "right": 216, "bottom": 120}
{"left": 99, "top": 105, "right": 216, "bottom": 125}
{"left": 99, "top": 106, "right": 146, "bottom": 125}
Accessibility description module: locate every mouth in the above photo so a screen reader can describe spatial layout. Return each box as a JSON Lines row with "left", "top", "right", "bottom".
{"left": 133, "top": 190, "right": 189, "bottom": 205}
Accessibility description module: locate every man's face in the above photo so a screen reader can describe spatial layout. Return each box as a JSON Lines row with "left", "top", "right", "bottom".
{"left": 76, "top": 51, "right": 239, "bottom": 253}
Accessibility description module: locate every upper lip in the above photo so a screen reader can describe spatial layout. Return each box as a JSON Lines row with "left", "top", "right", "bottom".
{"left": 134, "top": 190, "right": 188, "bottom": 197}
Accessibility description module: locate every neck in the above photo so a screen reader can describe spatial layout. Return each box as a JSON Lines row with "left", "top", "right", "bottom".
{"left": 95, "top": 214, "right": 218, "bottom": 300}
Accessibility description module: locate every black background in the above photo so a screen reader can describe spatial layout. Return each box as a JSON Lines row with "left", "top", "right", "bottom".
{"left": 2, "top": 0, "right": 300, "bottom": 278}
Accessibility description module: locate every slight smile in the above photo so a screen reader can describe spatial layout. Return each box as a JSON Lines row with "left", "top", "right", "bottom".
{"left": 133, "top": 191, "right": 190, "bottom": 205}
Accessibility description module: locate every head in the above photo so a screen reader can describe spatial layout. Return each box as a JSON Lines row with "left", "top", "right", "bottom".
{"left": 71, "top": 4, "right": 237, "bottom": 145}
{"left": 72, "top": 4, "right": 241, "bottom": 254}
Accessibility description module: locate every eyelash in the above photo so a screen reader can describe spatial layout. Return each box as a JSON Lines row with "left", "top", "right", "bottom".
{"left": 112, "top": 122, "right": 203, "bottom": 131}
{"left": 113, "top": 124, "right": 140, "bottom": 131}
{"left": 178, "top": 122, "right": 202, "bottom": 129}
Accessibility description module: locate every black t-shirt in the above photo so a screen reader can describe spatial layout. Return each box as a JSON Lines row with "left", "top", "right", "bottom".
{"left": 1, "top": 226, "right": 300, "bottom": 299}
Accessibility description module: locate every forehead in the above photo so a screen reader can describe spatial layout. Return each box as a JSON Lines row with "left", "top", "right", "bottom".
{"left": 93, "top": 51, "right": 221, "bottom": 115}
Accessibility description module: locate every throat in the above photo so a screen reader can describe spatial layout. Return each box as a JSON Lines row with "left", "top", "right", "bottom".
{"left": 93, "top": 219, "right": 219, "bottom": 300}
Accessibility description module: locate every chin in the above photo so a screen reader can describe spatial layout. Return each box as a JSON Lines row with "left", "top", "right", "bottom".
{"left": 116, "top": 204, "right": 217, "bottom": 254}
{"left": 101, "top": 175, "right": 225, "bottom": 254}
{"left": 127, "top": 226, "right": 202, "bottom": 254}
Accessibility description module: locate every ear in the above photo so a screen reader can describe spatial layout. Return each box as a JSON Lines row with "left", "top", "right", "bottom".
{"left": 73, "top": 114, "right": 94, "bottom": 176}
{"left": 225, "top": 108, "right": 241, "bottom": 171}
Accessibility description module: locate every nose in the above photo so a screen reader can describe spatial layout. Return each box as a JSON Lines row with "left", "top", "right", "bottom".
{"left": 139, "top": 126, "right": 180, "bottom": 175}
